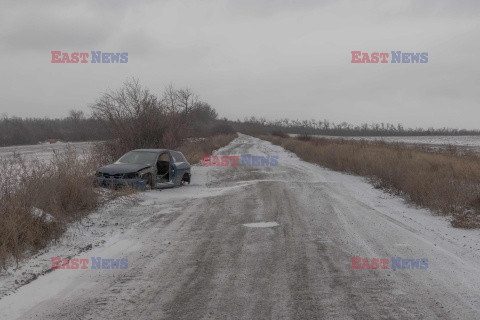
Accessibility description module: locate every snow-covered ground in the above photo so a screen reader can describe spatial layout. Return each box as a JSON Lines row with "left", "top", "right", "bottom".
{"left": 0, "top": 134, "right": 479, "bottom": 319}
{"left": 0, "top": 142, "right": 93, "bottom": 162}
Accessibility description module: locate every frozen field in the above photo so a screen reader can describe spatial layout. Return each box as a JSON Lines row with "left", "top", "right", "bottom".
{"left": 0, "top": 142, "right": 93, "bottom": 162}
{"left": 291, "top": 134, "right": 480, "bottom": 153}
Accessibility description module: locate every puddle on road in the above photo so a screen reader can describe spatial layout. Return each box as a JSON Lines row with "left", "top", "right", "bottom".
{"left": 242, "top": 222, "right": 280, "bottom": 228}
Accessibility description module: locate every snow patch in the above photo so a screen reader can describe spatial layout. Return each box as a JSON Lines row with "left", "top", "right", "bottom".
{"left": 243, "top": 222, "right": 279, "bottom": 228}
{"left": 31, "top": 207, "right": 54, "bottom": 223}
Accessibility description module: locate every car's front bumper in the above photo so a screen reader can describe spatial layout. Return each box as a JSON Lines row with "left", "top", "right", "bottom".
{"left": 94, "top": 177, "right": 148, "bottom": 191}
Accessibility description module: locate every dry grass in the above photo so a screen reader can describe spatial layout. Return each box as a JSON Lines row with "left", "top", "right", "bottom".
{"left": 178, "top": 134, "right": 237, "bottom": 164}
{"left": 271, "top": 130, "right": 288, "bottom": 138}
{"left": 0, "top": 147, "right": 126, "bottom": 269}
{"left": 260, "top": 134, "right": 480, "bottom": 228}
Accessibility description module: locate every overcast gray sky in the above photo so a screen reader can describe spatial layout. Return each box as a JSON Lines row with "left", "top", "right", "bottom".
{"left": 1, "top": 0, "right": 479, "bottom": 129}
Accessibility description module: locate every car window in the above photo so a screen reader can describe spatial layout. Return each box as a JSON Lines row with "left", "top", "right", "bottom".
{"left": 158, "top": 153, "right": 169, "bottom": 162}
{"left": 116, "top": 151, "right": 158, "bottom": 166}
{"left": 171, "top": 151, "right": 185, "bottom": 162}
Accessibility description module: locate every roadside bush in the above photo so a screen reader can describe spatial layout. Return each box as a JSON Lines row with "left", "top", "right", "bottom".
{"left": 271, "top": 130, "right": 288, "bottom": 138}
{"left": 90, "top": 78, "right": 230, "bottom": 159}
{"left": 0, "top": 147, "right": 103, "bottom": 268}
{"left": 451, "top": 213, "right": 480, "bottom": 229}
{"left": 209, "top": 123, "right": 236, "bottom": 135}
{"left": 91, "top": 78, "right": 188, "bottom": 152}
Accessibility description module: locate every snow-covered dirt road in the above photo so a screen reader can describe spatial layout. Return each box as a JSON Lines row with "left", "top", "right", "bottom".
{"left": 1, "top": 134, "right": 480, "bottom": 319}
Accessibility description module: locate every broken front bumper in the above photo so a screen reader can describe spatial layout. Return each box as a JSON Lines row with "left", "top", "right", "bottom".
{"left": 94, "top": 177, "right": 148, "bottom": 191}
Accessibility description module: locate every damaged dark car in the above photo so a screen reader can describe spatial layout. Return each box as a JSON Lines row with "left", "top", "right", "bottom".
{"left": 94, "top": 149, "right": 191, "bottom": 190}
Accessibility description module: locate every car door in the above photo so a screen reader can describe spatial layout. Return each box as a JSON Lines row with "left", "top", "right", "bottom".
{"left": 171, "top": 151, "right": 191, "bottom": 184}
{"left": 167, "top": 152, "right": 178, "bottom": 184}
{"left": 155, "top": 152, "right": 175, "bottom": 188}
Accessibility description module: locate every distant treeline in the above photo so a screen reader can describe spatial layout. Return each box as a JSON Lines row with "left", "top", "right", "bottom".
{"left": 0, "top": 113, "right": 111, "bottom": 147}
{"left": 229, "top": 117, "right": 480, "bottom": 137}
{"left": 2, "top": 91, "right": 480, "bottom": 148}
{"left": 0, "top": 112, "right": 233, "bottom": 148}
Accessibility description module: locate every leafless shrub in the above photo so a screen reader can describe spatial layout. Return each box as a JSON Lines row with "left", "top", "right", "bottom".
{"left": 90, "top": 79, "right": 221, "bottom": 158}
{"left": 209, "top": 123, "right": 235, "bottom": 135}
{"left": 271, "top": 130, "right": 288, "bottom": 138}
{"left": 451, "top": 213, "right": 480, "bottom": 229}
{"left": 0, "top": 147, "right": 108, "bottom": 268}
{"left": 91, "top": 78, "right": 184, "bottom": 150}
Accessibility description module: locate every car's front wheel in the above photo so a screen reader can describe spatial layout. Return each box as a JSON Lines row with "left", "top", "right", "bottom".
{"left": 143, "top": 173, "right": 153, "bottom": 189}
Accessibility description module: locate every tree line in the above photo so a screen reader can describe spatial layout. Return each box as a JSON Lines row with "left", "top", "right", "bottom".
{"left": 0, "top": 79, "right": 233, "bottom": 148}
{"left": 1, "top": 79, "right": 479, "bottom": 148}
{"left": 228, "top": 117, "right": 480, "bottom": 137}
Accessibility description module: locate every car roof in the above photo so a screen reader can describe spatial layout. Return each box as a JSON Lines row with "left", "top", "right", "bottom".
{"left": 131, "top": 149, "right": 186, "bottom": 155}
{"left": 132, "top": 149, "right": 170, "bottom": 153}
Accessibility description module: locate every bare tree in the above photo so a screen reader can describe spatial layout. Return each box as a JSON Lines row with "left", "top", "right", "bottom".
{"left": 190, "top": 101, "right": 218, "bottom": 122}
{"left": 176, "top": 88, "right": 198, "bottom": 116}
{"left": 162, "top": 84, "right": 180, "bottom": 113}
{"left": 90, "top": 78, "right": 176, "bottom": 150}
{"left": 68, "top": 110, "right": 85, "bottom": 122}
